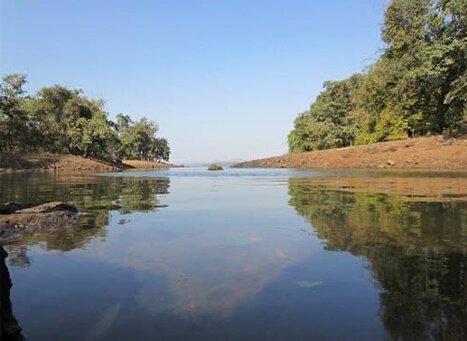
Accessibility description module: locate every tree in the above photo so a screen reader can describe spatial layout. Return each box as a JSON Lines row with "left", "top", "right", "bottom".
{"left": 153, "top": 138, "right": 170, "bottom": 162}
{"left": 115, "top": 116, "right": 170, "bottom": 161}
{"left": 0, "top": 74, "right": 32, "bottom": 152}
{"left": 288, "top": 75, "right": 362, "bottom": 152}
{"left": 0, "top": 74, "right": 171, "bottom": 162}
{"left": 289, "top": 0, "right": 467, "bottom": 153}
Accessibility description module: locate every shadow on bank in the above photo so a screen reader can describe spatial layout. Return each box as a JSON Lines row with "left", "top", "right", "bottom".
{"left": 288, "top": 176, "right": 467, "bottom": 340}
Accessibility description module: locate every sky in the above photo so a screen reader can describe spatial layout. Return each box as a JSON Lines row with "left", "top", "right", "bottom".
{"left": 0, "top": 0, "right": 386, "bottom": 164}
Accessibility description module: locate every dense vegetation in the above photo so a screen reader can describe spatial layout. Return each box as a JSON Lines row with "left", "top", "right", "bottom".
{"left": 289, "top": 0, "right": 466, "bottom": 152}
{"left": 0, "top": 74, "right": 170, "bottom": 162}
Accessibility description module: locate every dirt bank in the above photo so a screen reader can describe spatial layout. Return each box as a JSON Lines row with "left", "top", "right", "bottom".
{"left": 122, "top": 159, "right": 173, "bottom": 170}
{"left": 233, "top": 136, "right": 467, "bottom": 170}
{"left": 0, "top": 154, "right": 177, "bottom": 172}
{"left": 0, "top": 154, "right": 119, "bottom": 172}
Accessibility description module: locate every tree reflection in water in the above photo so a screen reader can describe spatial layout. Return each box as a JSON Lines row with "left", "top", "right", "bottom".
{"left": 0, "top": 173, "right": 170, "bottom": 254}
{"left": 288, "top": 177, "right": 467, "bottom": 340}
{"left": 0, "top": 174, "right": 171, "bottom": 339}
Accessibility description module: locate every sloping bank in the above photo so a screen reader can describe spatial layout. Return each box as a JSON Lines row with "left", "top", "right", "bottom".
{"left": 232, "top": 136, "right": 467, "bottom": 170}
{"left": 0, "top": 154, "right": 174, "bottom": 172}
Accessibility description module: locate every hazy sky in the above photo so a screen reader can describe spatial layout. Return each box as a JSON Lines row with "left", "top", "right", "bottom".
{"left": 1, "top": 0, "right": 385, "bottom": 163}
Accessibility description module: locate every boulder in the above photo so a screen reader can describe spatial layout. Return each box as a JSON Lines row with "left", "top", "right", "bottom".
{"left": 0, "top": 202, "right": 79, "bottom": 243}
{"left": 13, "top": 202, "right": 78, "bottom": 214}
{"left": 208, "top": 164, "right": 223, "bottom": 171}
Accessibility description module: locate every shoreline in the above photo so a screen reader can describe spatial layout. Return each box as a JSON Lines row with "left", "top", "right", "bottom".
{"left": 0, "top": 154, "right": 179, "bottom": 173}
{"left": 232, "top": 136, "right": 467, "bottom": 171}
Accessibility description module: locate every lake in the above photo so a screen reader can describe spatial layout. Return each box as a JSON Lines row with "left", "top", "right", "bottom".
{"left": 1, "top": 168, "right": 466, "bottom": 340}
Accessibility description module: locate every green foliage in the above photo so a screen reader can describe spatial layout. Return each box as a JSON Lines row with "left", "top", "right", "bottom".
{"left": 289, "top": 0, "right": 467, "bottom": 152}
{"left": 0, "top": 77, "right": 171, "bottom": 162}
{"left": 0, "top": 74, "right": 34, "bottom": 152}
{"left": 153, "top": 138, "right": 170, "bottom": 162}
{"left": 115, "top": 115, "right": 170, "bottom": 161}
{"left": 288, "top": 75, "right": 362, "bottom": 152}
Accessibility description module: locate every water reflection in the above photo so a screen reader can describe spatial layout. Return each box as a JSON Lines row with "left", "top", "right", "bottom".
{"left": 1, "top": 246, "right": 24, "bottom": 340}
{"left": 1, "top": 171, "right": 466, "bottom": 340}
{"left": 0, "top": 173, "right": 170, "bottom": 251}
{"left": 288, "top": 177, "right": 467, "bottom": 340}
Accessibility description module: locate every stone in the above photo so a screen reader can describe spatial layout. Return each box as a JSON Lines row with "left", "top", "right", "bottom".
{"left": 0, "top": 202, "right": 79, "bottom": 243}
{"left": 207, "top": 164, "right": 223, "bottom": 171}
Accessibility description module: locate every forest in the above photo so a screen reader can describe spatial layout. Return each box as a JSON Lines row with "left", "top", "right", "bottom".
{"left": 0, "top": 74, "right": 170, "bottom": 162}
{"left": 288, "top": 0, "right": 466, "bottom": 152}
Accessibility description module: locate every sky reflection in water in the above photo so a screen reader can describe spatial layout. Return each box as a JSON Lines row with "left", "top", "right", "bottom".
{"left": 1, "top": 168, "right": 466, "bottom": 340}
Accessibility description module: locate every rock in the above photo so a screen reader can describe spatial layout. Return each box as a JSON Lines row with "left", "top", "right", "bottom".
{"left": 442, "top": 138, "right": 455, "bottom": 146}
{"left": 383, "top": 146, "right": 398, "bottom": 152}
{"left": 386, "top": 160, "right": 396, "bottom": 166}
{"left": 0, "top": 202, "right": 79, "bottom": 243}
{"left": 207, "top": 164, "right": 223, "bottom": 171}
{"left": 14, "top": 201, "right": 78, "bottom": 214}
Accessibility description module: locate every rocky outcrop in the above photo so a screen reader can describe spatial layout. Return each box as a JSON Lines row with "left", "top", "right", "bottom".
{"left": 0, "top": 202, "right": 79, "bottom": 243}
{"left": 208, "top": 164, "right": 223, "bottom": 171}
{"left": 1, "top": 246, "right": 24, "bottom": 340}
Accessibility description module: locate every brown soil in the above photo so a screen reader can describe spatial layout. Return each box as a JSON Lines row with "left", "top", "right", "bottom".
{"left": 233, "top": 136, "right": 467, "bottom": 170}
{"left": 0, "top": 154, "right": 120, "bottom": 172}
{"left": 0, "top": 154, "right": 178, "bottom": 172}
{"left": 122, "top": 159, "right": 173, "bottom": 170}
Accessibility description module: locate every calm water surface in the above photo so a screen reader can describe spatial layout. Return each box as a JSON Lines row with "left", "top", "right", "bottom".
{"left": 0, "top": 168, "right": 466, "bottom": 340}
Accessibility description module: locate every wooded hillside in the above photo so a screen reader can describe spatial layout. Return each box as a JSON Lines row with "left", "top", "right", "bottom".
{"left": 289, "top": 0, "right": 466, "bottom": 152}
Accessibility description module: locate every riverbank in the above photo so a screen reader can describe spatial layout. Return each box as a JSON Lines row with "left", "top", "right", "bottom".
{"left": 122, "top": 159, "right": 176, "bottom": 170}
{"left": 233, "top": 136, "right": 467, "bottom": 170}
{"left": 0, "top": 154, "right": 175, "bottom": 172}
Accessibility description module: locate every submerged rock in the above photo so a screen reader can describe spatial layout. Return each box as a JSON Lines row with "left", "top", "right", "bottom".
{"left": 0, "top": 202, "right": 79, "bottom": 243}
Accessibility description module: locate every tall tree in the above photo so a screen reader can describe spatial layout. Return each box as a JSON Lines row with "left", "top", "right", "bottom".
{"left": 289, "top": 0, "right": 466, "bottom": 153}
{"left": 0, "top": 74, "right": 171, "bottom": 162}
{"left": 288, "top": 75, "right": 363, "bottom": 152}
{"left": 0, "top": 74, "right": 31, "bottom": 152}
